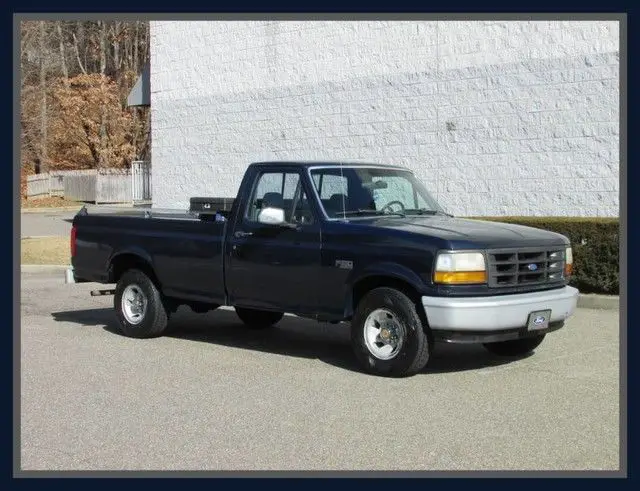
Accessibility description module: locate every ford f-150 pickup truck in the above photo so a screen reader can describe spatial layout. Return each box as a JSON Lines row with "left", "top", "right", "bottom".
{"left": 66, "top": 161, "right": 579, "bottom": 377}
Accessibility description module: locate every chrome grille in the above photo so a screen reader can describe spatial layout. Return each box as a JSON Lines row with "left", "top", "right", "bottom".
{"left": 486, "top": 247, "right": 566, "bottom": 288}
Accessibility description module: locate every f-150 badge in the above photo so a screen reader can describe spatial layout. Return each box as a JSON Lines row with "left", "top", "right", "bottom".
{"left": 335, "top": 260, "right": 353, "bottom": 270}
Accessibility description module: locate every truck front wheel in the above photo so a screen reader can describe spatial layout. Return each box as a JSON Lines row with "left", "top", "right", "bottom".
{"left": 351, "top": 287, "right": 431, "bottom": 377}
{"left": 235, "top": 307, "right": 284, "bottom": 329}
{"left": 483, "top": 334, "right": 545, "bottom": 356}
{"left": 114, "top": 269, "right": 169, "bottom": 338}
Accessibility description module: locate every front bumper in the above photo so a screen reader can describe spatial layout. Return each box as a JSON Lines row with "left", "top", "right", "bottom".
{"left": 422, "top": 286, "right": 579, "bottom": 334}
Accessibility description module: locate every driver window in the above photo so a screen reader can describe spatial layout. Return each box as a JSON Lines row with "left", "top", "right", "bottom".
{"left": 246, "top": 171, "right": 313, "bottom": 225}
{"left": 290, "top": 187, "right": 314, "bottom": 225}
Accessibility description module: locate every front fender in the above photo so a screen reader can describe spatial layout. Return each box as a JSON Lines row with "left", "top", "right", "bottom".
{"left": 344, "top": 262, "right": 429, "bottom": 318}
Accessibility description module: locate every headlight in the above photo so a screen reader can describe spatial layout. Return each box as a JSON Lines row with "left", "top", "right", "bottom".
{"left": 433, "top": 251, "right": 487, "bottom": 285}
{"left": 564, "top": 246, "right": 573, "bottom": 277}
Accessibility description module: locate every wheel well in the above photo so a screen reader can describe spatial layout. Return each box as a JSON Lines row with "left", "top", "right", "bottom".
{"left": 109, "top": 254, "right": 159, "bottom": 286}
{"left": 351, "top": 275, "right": 431, "bottom": 333}
{"left": 352, "top": 275, "right": 421, "bottom": 311}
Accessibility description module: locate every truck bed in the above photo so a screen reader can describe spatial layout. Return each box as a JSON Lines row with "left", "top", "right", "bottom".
{"left": 72, "top": 205, "right": 229, "bottom": 305}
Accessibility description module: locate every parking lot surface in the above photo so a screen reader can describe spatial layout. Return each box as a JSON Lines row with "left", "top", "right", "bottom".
{"left": 20, "top": 271, "right": 620, "bottom": 472}
{"left": 20, "top": 211, "right": 78, "bottom": 238}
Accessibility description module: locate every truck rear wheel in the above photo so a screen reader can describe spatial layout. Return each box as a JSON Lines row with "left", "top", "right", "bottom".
{"left": 351, "top": 287, "right": 431, "bottom": 377}
{"left": 235, "top": 307, "right": 283, "bottom": 329}
{"left": 483, "top": 334, "right": 545, "bottom": 356}
{"left": 114, "top": 269, "right": 169, "bottom": 338}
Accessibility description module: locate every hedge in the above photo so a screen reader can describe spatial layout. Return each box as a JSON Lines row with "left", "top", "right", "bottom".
{"left": 472, "top": 217, "right": 619, "bottom": 295}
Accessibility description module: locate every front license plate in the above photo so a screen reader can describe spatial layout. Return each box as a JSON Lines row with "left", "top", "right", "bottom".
{"left": 527, "top": 310, "right": 551, "bottom": 331}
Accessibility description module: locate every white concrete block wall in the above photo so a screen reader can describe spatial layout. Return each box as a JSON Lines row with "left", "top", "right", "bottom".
{"left": 150, "top": 20, "right": 619, "bottom": 216}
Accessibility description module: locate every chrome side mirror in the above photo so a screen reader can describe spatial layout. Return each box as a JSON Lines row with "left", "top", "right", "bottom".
{"left": 257, "top": 207, "right": 285, "bottom": 225}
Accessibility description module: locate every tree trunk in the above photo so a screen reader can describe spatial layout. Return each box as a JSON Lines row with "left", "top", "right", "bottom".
{"left": 113, "top": 21, "right": 122, "bottom": 95}
{"left": 98, "top": 20, "right": 107, "bottom": 167}
{"left": 142, "top": 21, "right": 149, "bottom": 64}
{"left": 113, "top": 21, "right": 121, "bottom": 70}
{"left": 72, "top": 21, "right": 87, "bottom": 75}
{"left": 133, "top": 21, "right": 139, "bottom": 73}
{"left": 77, "top": 21, "right": 86, "bottom": 74}
{"left": 39, "top": 21, "right": 47, "bottom": 173}
{"left": 99, "top": 20, "right": 107, "bottom": 75}
{"left": 124, "top": 24, "right": 131, "bottom": 73}
{"left": 56, "top": 22, "right": 68, "bottom": 84}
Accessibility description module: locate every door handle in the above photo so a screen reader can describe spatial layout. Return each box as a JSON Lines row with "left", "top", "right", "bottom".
{"left": 234, "top": 230, "right": 253, "bottom": 238}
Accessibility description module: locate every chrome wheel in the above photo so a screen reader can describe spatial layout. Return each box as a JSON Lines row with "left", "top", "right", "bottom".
{"left": 121, "top": 284, "right": 147, "bottom": 325}
{"left": 363, "top": 308, "right": 406, "bottom": 360}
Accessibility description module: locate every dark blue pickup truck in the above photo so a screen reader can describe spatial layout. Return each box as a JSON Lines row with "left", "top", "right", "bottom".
{"left": 66, "top": 161, "right": 579, "bottom": 377}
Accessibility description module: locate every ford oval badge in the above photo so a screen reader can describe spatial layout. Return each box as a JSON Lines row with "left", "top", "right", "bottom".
{"left": 527, "top": 263, "right": 538, "bottom": 271}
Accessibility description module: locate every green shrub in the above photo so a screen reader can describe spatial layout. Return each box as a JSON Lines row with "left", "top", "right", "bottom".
{"left": 470, "top": 217, "right": 619, "bottom": 295}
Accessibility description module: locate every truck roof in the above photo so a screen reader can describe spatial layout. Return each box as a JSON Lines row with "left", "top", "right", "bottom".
{"left": 250, "top": 161, "right": 405, "bottom": 169}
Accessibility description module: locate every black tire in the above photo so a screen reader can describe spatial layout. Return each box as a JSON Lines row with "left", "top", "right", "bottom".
{"left": 483, "top": 334, "right": 545, "bottom": 356}
{"left": 114, "top": 269, "right": 169, "bottom": 338}
{"left": 235, "top": 307, "right": 284, "bottom": 329}
{"left": 351, "top": 287, "right": 431, "bottom": 377}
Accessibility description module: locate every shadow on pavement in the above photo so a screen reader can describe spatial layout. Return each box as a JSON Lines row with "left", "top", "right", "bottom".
{"left": 52, "top": 306, "right": 529, "bottom": 375}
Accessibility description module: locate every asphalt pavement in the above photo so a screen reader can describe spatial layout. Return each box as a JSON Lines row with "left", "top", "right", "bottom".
{"left": 18, "top": 270, "right": 621, "bottom": 472}
{"left": 20, "top": 210, "right": 78, "bottom": 238}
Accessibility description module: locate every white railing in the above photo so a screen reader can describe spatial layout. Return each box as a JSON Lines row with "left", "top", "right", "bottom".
{"left": 131, "top": 161, "right": 151, "bottom": 204}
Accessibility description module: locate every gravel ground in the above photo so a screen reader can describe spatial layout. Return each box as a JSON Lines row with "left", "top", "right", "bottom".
{"left": 19, "top": 271, "right": 621, "bottom": 473}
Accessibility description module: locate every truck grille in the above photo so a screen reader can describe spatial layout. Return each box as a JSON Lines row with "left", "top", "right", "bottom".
{"left": 486, "top": 247, "right": 566, "bottom": 288}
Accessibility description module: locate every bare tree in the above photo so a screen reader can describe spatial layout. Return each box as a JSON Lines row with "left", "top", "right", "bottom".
{"left": 113, "top": 22, "right": 121, "bottom": 76}
{"left": 21, "top": 20, "right": 151, "bottom": 174}
{"left": 98, "top": 20, "right": 107, "bottom": 75}
{"left": 133, "top": 21, "right": 139, "bottom": 73}
{"left": 38, "top": 21, "right": 48, "bottom": 172}
{"left": 56, "top": 22, "right": 69, "bottom": 84}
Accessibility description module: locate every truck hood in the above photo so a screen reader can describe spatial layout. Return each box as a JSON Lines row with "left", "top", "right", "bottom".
{"left": 351, "top": 215, "right": 569, "bottom": 249}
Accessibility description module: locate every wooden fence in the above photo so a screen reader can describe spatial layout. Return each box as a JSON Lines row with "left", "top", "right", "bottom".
{"left": 26, "top": 163, "right": 151, "bottom": 204}
{"left": 27, "top": 170, "right": 97, "bottom": 199}
{"left": 96, "top": 168, "right": 133, "bottom": 204}
{"left": 26, "top": 174, "right": 50, "bottom": 198}
{"left": 64, "top": 174, "right": 97, "bottom": 202}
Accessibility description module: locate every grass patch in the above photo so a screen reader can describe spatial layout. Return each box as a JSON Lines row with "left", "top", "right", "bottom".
{"left": 21, "top": 237, "right": 70, "bottom": 265}
{"left": 21, "top": 196, "right": 82, "bottom": 209}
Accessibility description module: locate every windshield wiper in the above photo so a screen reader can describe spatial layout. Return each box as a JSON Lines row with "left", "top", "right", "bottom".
{"left": 339, "top": 209, "right": 406, "bottom": 218}
{"left": 405, "top": 208, "right": 453, "bottom": 217}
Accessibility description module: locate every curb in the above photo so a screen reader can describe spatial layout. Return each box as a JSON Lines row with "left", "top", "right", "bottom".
{"left": 22, "top": 235, "right": 66, "bottom": 239}
{"left": 21, "top": 206, "right": 83, "bottom": 214}
{"left": 577, "top": 294, "right": 619, "bottom": 311}
{"left": 20, "top": 264, "right": 69, "bottom": 273}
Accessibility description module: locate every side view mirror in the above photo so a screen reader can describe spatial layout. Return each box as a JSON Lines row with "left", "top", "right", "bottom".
{"left": 257, "top": 207, "right": 285, "bottom": 225}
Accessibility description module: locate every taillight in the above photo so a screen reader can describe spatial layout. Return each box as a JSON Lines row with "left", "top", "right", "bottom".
{"left": 70, "top": 225, "right": 77, "bottom": 257}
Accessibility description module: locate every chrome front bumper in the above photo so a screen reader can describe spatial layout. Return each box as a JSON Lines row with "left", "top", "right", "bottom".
{"left": 422, "top": 286, "right": 579, "bottom": 332}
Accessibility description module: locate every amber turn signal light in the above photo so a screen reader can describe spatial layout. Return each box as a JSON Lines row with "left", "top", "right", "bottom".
{"left": 433, "top": 271, "right": 487, "bottom": 285}
{"left": 564, "top": 247, "right": 573, "bottom": 278}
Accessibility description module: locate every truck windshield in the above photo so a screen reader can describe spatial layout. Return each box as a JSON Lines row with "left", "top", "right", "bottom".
{"left": 309, "top": 166, "right": 448, "bottom": 219}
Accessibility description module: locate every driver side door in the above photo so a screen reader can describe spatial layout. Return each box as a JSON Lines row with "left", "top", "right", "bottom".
{"left": 226, "top": 169, "right": 321, "bottom": 315}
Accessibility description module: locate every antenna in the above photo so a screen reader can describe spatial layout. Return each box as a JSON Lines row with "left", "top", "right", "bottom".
{"left": 339, "top": 161, "right": 346, "bottom": 219}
